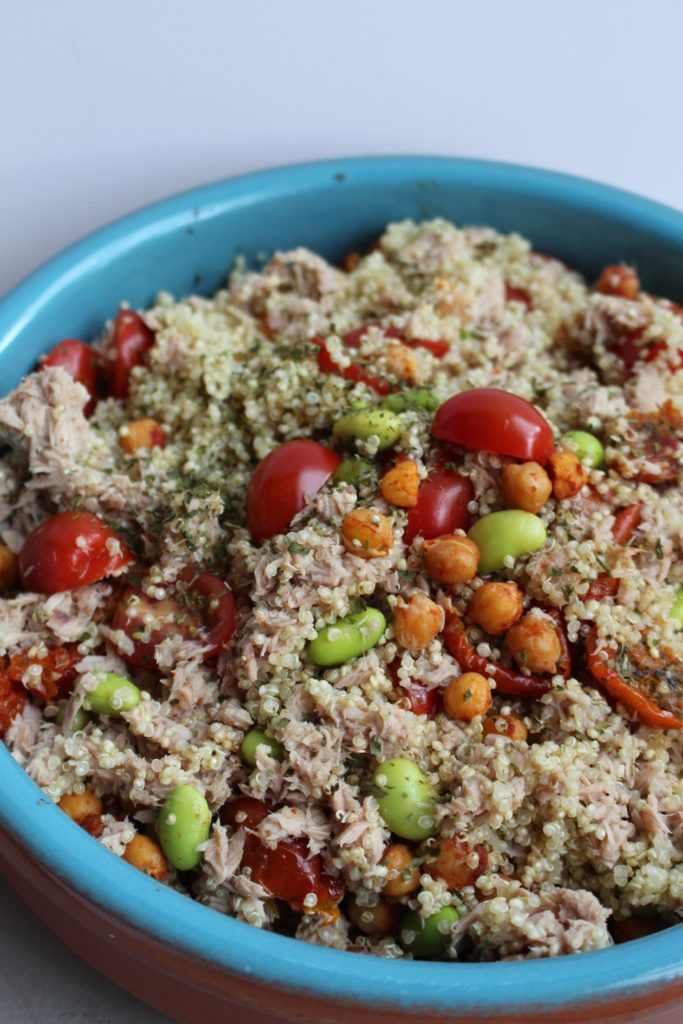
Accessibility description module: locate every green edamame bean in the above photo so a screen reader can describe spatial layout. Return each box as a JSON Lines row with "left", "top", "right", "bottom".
{"left": 332, "top": 408, "right": 402, "bottom": 451}
{"left": 382, "top": 388, "right": 441, "bottom": 414}
{"left": 332, "top": 457, "right": 376, "bottom": 488}
{"left": 671, "top": 586, "right": 683, "bottom": 629}
{"left": 241, "top": 728, "right": 284, "bottom": 766}
{"left": 55, "top": 701, "right": 92, "bottom": 733}
{"left": 563, "top": 430, "right": 605, "bottom": 469}
{"left": 307, "top": 608, "right": 387, "bottom": 667}
{"left": 83, "top": 673, "right": 142, "bottom": 717}
{"left": 468, "top": 510, "right": 547, "bottom": 574}
{"left": 373, "top": 757, "right": 438, "bottom": 841}
{"left": 157, "top": 785, "right": 211, "bottom": 871}
{"left": 399, "top": 906, "right": 460, "bottom": 959}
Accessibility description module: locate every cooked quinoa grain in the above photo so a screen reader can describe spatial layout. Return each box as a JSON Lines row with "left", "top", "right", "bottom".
{"left": 1, "top": 218, "right": 682, "bottom": 961}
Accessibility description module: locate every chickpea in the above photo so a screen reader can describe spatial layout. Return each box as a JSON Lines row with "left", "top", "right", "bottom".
{"left": 443, "top": 672, "right": 492, "bottom": 721}
{"left": 467, "top": 581, "right": 523, "bottom": 636}
{"left": 501, "top": 461, "right": 552, "bottom": 514}
{"left": 347, "top": 896, "right": 399, "bottom": 936}
{"left": 119, "top": 418, "right": 166, "bottom": 454}
{"left": 424, "top": 837, "right": 487, "bottom": 890}
{"left": 422, "top": 534, "right": 479, "bottom": 585}
{"left": 382, "top": 343, "right": 420, "bottom": 383}
{"left": 482, "top": 714, "right": 528, "bottom": 742}
{"left": 506, "top": 611, "right": 561, "bottom": 674}
{"left": 0, "top": 544, "right": 18, "bottom": 592}
{"left": 381, "top": 843, "right": 421, "bottom": 897}
{"left": 596, "top": 264, "right": 640, "bottom": 300}
{"left": 124, "top": 834, "right": 169, "bottom": 880}
{"left": 58, "top": 789, "right": 104, "bottom": 826}
{"left": 341, "top": 508, "right": 392, "bottom": 558}
{"left": 392, "top": 593, "right": 444, "bottom": 653}
{"left": 548, "top": 451, "right": 588, "bottom": 501}
{"left": 380, "top": 459, "right": 419, "bottom": 508}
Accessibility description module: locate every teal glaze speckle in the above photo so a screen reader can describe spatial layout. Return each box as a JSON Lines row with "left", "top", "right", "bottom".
{"left": 1, "top": 157, "right": 683, "bottom": 1018}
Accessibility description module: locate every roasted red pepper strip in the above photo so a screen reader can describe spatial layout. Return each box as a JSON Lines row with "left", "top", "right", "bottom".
{"left": 585, "top": 503, "right": 642, "bottom": 601}
{"left": 443, "top": 613, "right": 551, "bottom": 698}
{"left": 611, "top": 503, "right": 642, "bottom": 545}
{"left": 0, "top": 671, "right": 26, "bottom": 737}
{"left": 585, "top": 627, "right": 683, "bottom": 730}
{"left": 313, "top": 337, "right": 390, "bottom": 395}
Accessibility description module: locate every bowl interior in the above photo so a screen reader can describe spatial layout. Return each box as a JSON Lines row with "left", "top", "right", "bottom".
{"left": 1, "top": 156, "right": 683, "bottom": 1018}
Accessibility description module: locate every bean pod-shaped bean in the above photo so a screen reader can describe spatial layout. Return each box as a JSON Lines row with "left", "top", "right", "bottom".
{"left": 55, "top": 700, "right": 92, "bottom": 733}
{"left": 157, "top": 785, "right": 211, "bottom": 871}
{"left": 383, "top": 388, "right": 441, "bottom": 414}
{"left": 241, "top": 728, "right": 284, "bottom": 766}
{"left": 373, "top": 757, "right": 438, "bottom": 840}
{"left": 308, "top": 608, "right": 387, "bottom": 666}
{"left": 672, "top": 586, "right": 683, "bottom": 629}
{"left": 468, "top": 510, "right": 547, "bottom": 574}
{"left": 332, "top": 457, "right": 376, "bottom": 488}
{"left": 562, "top": 430, "right": 605, "bottom": 468}
{"left": 399, "top": 906, "right": 460, "bottom": 959}
{"left": 332, "top": 408, "right": 402, "bottom": 451}
{"left": 83, "top": 673, "right": 142, "bottom": 717}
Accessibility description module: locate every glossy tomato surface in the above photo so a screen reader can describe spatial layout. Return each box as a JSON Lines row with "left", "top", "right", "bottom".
{"left": 19, "top": 512, "right": 133, "bottom": 594}
{"left": 247, "top": 440, "right": 341, "bottom": 543}
{"left": 404, "top": 467, "right": 473, "bottom": 544}
{"left": 40, "top": 339, "right": 97, "bottom": 415}
{"left": 111, "top": 569, "right": 236, "bottom": 667}
{"left": 110, "top": 310, "right": 155, "bottom": 399}
{"left": 432, "top": 388, "right": 555, "bottom": 463}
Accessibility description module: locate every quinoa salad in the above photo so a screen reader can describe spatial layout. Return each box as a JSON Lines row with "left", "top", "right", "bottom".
{"left": 1, "top": 218, "right": 682, "bottom": 962}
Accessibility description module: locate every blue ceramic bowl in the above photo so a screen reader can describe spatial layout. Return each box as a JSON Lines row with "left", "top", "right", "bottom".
{"left": 1, "top": 158, "right": 683, "bottom": 1024}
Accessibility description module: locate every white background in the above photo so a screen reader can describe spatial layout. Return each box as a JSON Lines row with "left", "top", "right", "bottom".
{"left": 1, "top": 0, "right": 682, "bottom": 1020}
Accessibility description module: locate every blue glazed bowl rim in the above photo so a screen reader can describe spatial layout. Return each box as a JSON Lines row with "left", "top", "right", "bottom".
{"left": 1, "top": 156, "right": 682, "bottom": 1014}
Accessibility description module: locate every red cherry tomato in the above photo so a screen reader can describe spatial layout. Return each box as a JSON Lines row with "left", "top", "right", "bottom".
{"left": 0, "top": 672, "right": 26, "bottom": 737}
{"left": 246, "top": 440, "right": 341, "bottom": 544}
{"left": 314, "top": 337, "right": 391, "bottom": 395}
{"left": 19, "top": 512, "right": 133, "bottom": 594}
{"left": 110, "top": 310, "right": 155, "bottom": 399}
{"left": 6, "top": 644, "right": 81, "bottom": 704}
{"left": 404, "top": 467, "right": 474, "bottom": 545}
{"left": 40, "top": 339, "right": 97, "bottom": 416}
{"left": 111, "top": 568, "right": 236, "bottom": 668}
{"left": 405, "top": 682, "right": 442, "bottom": 717}
{"left": 221, "top": 798, "right": 344, "bottom": 917}
{"left": 432, "top": 389, "right": 555, "bottom": 464}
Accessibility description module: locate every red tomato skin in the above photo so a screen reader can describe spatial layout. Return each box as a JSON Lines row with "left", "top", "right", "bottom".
{"left": 432, "top": 389, "right": 555, "bottom": 464}
{"left": 405, "top": 682, "right": 442, "bottom": 717}
{"left": 0, "top": 672, "right": 27, "bottom": 737}
{"left": 19, "top": 512, "right": 133, "bottom": 594}
{"left": 247, "top": 440, "right": 341, "bottom": 544}
{"left": 404, "top": 468, "right": 474, "bottom": 545}
{"left": 41, "top": 339, "right": 97, "bottom": 416}
{"left": 111, "top": 569, "right": 236, "bottom": 668}
{"left": 110, "top": 311, "right": 155, "bottom": 399}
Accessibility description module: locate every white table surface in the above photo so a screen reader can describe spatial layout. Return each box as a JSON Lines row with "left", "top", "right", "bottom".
{"left": 1, "top": 0, "right": 683, "bottom": 1020}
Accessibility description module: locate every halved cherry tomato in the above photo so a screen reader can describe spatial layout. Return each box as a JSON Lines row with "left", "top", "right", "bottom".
{"left": 40, "top": 339, "right": 97, "bottom": 416}
{"left": 443, "top": 613, "right": 550, "bottom": 698}
{"left": 387, "top": 660, "right": 443, "bottom": 717}
{"left": 585, "top": 627, "right": 683, "bottom": 730}
{"left": 110, "top": 310, "right": 155, "bottom": 400}
{"left": 111, "top": 568, "right": 236, "bottom": 668}
{"left": 0, "top": 672, "right": 26, "bottom": 737}
{"left": 19, "top": 512, "right": 133, "bottom": 595}
{"left": 505, "top": 285, "right": 532, "bottom": 309}
{"left": 221, "top": 797, "right": 344, "bottom": 917}
{"left": 246, "top": 440, "right": 341, "bottom": 544}
{"left": 6, "top": 644, "right": 81, "bottom": 704}
{"left": 404, "top": 467, "right": 474, "bottom": 545}
{"left": 432, "top": 389, "right": 555, "bottom": 464}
